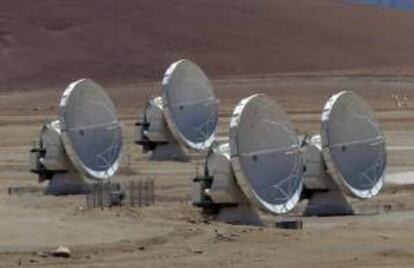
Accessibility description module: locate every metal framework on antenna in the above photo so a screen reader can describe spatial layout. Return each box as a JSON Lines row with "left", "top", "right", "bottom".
{"left": 192, "top": 94, "right": 304, "bottom": 225}
{"left": 135, "top": 59, "right": 219, "bottom": 161}
{"left": 302, "top": 91, "right": 386, "bottom": 216}
{"left": 29, "top": 79, "right": 123, "bottom": 195}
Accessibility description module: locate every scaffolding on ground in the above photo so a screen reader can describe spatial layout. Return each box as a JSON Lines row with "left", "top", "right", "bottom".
{"left": 86, "top": 178, "right": 155, "bottom": 209}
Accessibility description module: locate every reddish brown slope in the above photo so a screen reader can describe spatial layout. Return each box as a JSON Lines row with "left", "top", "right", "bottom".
{"left": 0, "top": 0, "right": 414, "bottom": 90}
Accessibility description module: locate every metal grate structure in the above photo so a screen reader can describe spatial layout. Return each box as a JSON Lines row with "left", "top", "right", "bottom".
{"left": 86, "top": 178, "right": 155, "bottom": 208}
{"left": 128, "top": 179, "right": 155, "bottom": 207}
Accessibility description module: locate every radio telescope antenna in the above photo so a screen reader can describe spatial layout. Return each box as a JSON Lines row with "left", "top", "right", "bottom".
{"left": 192, "top": 94, "right": 305, "bottom": 225}
{"left": 30, "top": 79, "right": 123, "bottom": 195}
{"left": 302, "top": 91, "right": 386, "bottom": 216}
{"left": 135, "top": 59, "right": 219, "bottom": 161}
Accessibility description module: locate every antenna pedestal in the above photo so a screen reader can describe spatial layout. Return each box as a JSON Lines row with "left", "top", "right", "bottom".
{"left": 195, "top": 143, "right": 264, "bottom": 226}
{"left": 203, "top": 182, "right": 264, "bottom": 226}
{"left": 216, "top": 203, "right": 263, "bottom": 226}
{"left": 302, "top": 135, "right": 354, "bottom": 216}
{"left": 46, "top": 172, "right": 91, "bottom": 195}
{"left": 208, "top": 172, "right": 263, "bottom": 226}
{"left": 151, "top": 143, "right": 189, "bottom": 161}
{"left": 136, "top": 96, "right": 190, "bottom": 161}
{"left": 304, "top": 191, "right": 353, "bottom": 216}
{"left": 31, "top": 121, "right": 90, "bottom": 195}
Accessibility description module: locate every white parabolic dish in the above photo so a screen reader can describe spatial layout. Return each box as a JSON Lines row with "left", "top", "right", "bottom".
{"left": 321, "top": 91, "right": 386, "bottom": 198}
{"left": 161, "top": 59, "right": 218, "bottom": 151}
{"left": 230, "top": 94, "right": 304, "bottom": 214}
{"left": 59, "top": 79, "right": 123, "bottom": 180}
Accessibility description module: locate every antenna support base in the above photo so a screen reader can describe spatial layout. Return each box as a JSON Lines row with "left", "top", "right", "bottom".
{"left": 304, "top": 190, "right": 354, "bottom": 216}
{"left": 46, "top": 172, "right": 91, "bottom": 195}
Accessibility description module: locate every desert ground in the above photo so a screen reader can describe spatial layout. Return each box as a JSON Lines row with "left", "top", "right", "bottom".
{"left": 1, "top": 0, "right": 414, "bottom": 267}
{"left": 0, "top": 75, "right": 413, "bottom": 268}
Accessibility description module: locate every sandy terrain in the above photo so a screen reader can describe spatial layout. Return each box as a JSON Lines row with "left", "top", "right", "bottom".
{"left": 0, "top": 76, "right": 413, "bottom": 267}
{"left": 0, "top": 0, "right": 414, "bottom": 267}
{"left": 2, "top": 0, "right": 414, "bottom": 91}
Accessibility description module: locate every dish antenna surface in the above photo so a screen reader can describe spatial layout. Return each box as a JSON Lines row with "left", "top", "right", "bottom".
{"left": 135, "top": 59, "right": 218, "bottom": 160}
{"left": 302, "top": 91, "right": 386, "bottom": 215}
{"left": 30, "top": 79, "right": 123, "bottom": 195}
{"left": 192, "top": 94, "right": 305, "bottom": 225}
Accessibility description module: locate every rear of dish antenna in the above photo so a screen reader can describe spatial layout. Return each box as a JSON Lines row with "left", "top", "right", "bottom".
{"left": 135, "top": 59, "right": 219, "bottom": 161}
{"left": 192, "top": 94, "right": 305, "bottom": 225}
{"left": 302, "top": 91, "right": 386, "bottom": 215}
{"left": 29, "top": 79, "right": 123, "bottom": 195}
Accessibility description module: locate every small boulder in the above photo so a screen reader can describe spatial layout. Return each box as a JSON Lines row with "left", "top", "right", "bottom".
{"left": 51, "top": 246, "right": 71, "bottom": 258}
